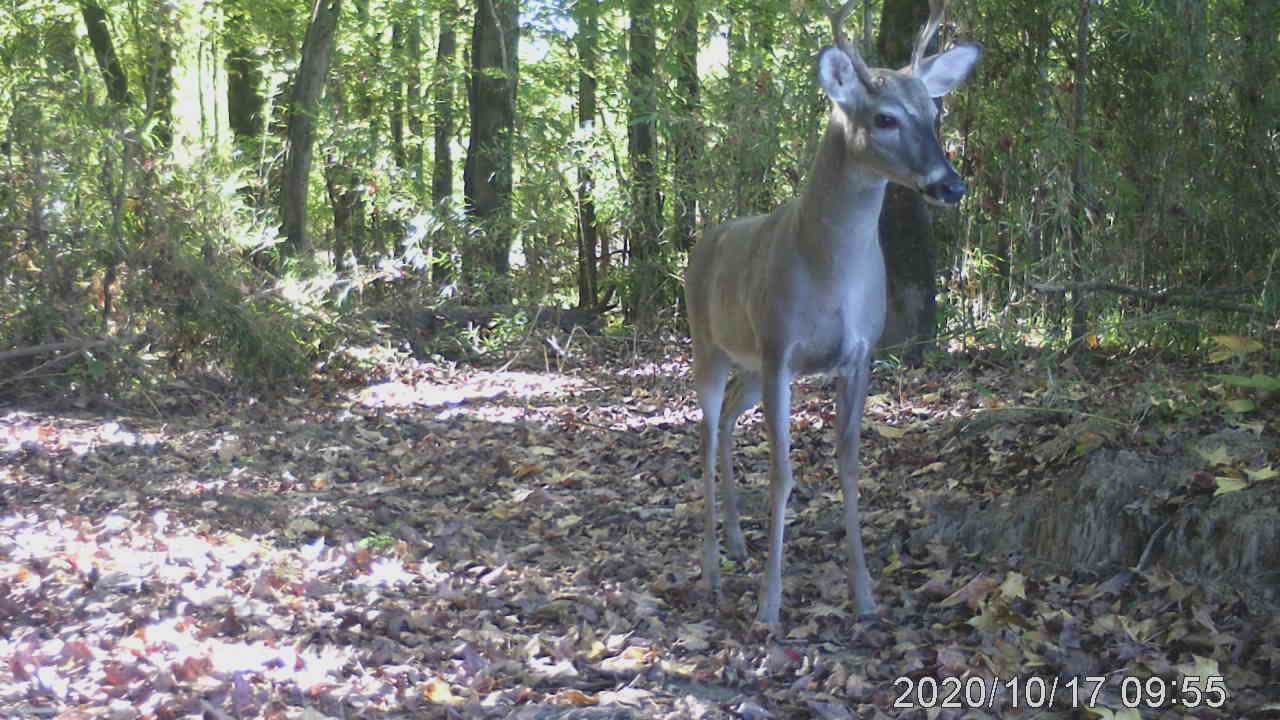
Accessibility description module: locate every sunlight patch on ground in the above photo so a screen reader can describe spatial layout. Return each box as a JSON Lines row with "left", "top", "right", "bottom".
{"left": 612, "top": 359, "right": 691, "bottom": 380}
{"left": 353, "top": 371, "right": 588, "bottom": 411}
{"left": 2, "top": 411, "right": 165, "bottom": 458}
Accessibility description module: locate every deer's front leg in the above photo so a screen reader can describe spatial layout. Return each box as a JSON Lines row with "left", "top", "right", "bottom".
{"left": 757, "top": 362, "right": 794, "bottom": 627}
{"left": 836, "top": 357, "right": 877, "bottom": 617}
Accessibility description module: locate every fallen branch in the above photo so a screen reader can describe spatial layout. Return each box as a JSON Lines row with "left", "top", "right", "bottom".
{"left": 0, "top": 336, "right": 129, "bottom": 363}
{"left": 1031, "top": 281, "right": 1267, "bottom": 317}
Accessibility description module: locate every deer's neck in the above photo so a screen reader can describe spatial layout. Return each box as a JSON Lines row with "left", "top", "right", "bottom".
{"left": 797, "top": 117, "right": 887, "bottom": 268}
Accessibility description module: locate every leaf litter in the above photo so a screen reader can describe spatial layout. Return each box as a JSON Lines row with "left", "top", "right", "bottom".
{"left": 1, "top": 348, "right": 1278, "bottom": 718}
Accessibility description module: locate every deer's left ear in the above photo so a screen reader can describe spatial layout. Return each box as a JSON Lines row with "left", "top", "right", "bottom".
{"left": 916, "top": 42, "right": 981, "bottom": 97}
{"left": 817, "top": 45, "right": 865, "bottom": 106}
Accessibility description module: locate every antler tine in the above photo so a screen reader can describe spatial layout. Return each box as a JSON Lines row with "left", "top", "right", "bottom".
{"left": 823, "top": 0, "right": 879, "bottom": 92}
{"left": 910, "top": 0, "right": 948, "bottom": 75}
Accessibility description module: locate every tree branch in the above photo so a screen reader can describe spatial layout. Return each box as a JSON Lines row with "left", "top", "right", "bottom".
{"left": 1031, "top": 282, "right": 1268, "bottom": 318}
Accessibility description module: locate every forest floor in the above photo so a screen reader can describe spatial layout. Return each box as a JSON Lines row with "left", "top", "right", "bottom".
{"left": 1, "top": 341, "right": 1278, "bottom": 719}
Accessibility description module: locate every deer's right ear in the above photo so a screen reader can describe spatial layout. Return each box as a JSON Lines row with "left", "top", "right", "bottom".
{"left": 817, "top": 46, "right": 863, "bottom": 106}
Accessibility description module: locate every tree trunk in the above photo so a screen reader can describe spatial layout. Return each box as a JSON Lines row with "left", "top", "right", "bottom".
{"left": 1239, "top": 0, "right": 1273, "bottom": 166}
{"left": 574, "top": 0, "right": 601, "bottom": 309}
{"left": 625, "top": 0, "right": 662, "bottom": 323}
{"left": 671, "top": 0, "right": 699, "bottom": 255}
{"left": 1238, "top": 0, "right": 1276, "bottom": 264}
{"left": 463, "top": 0, "right": 518, "bottom": 296}
{"left": 280, "top": 0, "right": 342, "bottom": 265}
{"left": 324, "top": 81, "right": 366, "bottom": 272}
{"left": 146, "top": 5, "right": 177, "bottom": 149}
{"left": 734, "top": 6, "right": 777, "bottom": 215}
{"left": 325, "top": 162, "right": 365, "bottom": 272}
{"left": 1067, "top": 0, "right": 1091, "bottom": 349}
{"left": 877, "top": 0, "right": 936, "bottom": 364}
{"left": 390, "top": 21, "right": 407, "bottom": 171}
{"left": 225, "top": 2, "right": 265, "bottom": 146}
{"left": 431, "top": 0, "right": 457, "bottom": 286}
{"left": 81, "top": 2, "right": 130, "bottom": 105}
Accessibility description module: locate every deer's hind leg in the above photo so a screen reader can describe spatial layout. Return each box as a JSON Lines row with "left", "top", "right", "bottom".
{"left": 718, "top": 372, "right": 761, "bottom": 562}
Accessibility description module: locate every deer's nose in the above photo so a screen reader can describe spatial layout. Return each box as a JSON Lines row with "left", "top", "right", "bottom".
{"left": 925, "top": 177, "right": 966, "bottom": 204}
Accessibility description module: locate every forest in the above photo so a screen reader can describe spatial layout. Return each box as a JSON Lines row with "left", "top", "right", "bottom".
{"left": 1, "top": 0, "right": 1278, "bottom": 718}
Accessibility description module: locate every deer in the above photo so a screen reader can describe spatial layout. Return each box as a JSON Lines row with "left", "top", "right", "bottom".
{"left": 684, "top": 0, "right": 980, "bottom": 628}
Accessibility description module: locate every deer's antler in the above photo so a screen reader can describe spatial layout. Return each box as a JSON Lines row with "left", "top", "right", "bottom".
{"left": 823, "top": 0, "right": 879, "bottom": 92}
{"left": 910, "top": 0, "right": 948, "bottom": 75}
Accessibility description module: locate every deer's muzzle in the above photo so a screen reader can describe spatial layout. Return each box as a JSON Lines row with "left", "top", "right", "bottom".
{"left": 924, "top": 174, "right": 966, "bottom": 205}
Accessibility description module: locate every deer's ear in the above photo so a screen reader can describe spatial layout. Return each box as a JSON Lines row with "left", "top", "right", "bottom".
{"left": 917, "top": 42, "right": 981, "bottom": 97}
{"left": 817, "top": 46, "right": 864, "bottom": 106}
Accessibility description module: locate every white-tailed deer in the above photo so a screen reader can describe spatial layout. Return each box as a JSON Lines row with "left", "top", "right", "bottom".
{"left": 685, "top": 0, "right": 979, "bottom": 627}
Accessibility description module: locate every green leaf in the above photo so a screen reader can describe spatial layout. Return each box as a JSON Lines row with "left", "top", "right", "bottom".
{"left": 1213, "top": 373, "right": 1280, "bottom": 393}
{"left": 1208, "top": 335, "right": 1263, "bottom": 362}
{"left": 1195, "top": 445, "right": 1234, "bottom": 467}
{"left": 1225, "top": 398, "right": 1257, "bottom": 413}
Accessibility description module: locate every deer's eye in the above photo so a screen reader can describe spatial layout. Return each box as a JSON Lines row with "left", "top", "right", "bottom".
{"left": 873, "top": 113, "right": 899, "bottom": 129}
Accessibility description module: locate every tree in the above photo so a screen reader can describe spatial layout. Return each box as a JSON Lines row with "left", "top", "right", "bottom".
{"left": 731, "top": 4, "right": 778, "bottom": 215}
{"left": 225, "top": 1, "right": 265, "bottom": 149}
{"left": 670, "top": 0, "right": 699, "bottom": 255}
{"left": 574, "top": 0, "right": 602, "bottom": 309}
{"left": 431, "top": 0, "right": 458, "bottom": 286}
{"left": 280, "top": 0, "right": 342, "bottom": 265}
{"left": 877, "top": 0, "right": 937, "bottom": 363}
{"left": 1066, "top": 0, "right": 1091, "bottom": 348}
{"left": 81, "top": 2, "right": 130, "bottom": 106}
{"left": 463, "top": 0, "right": 518, "bottom": 295}
{"left": 625, "top": 0, "right": 662, "bottom": 323}
{"left": 324, "top": 82, "right": 365, "bottom": 272}
{"left": 145, "top": 3, "right": 177, "bottom": 149}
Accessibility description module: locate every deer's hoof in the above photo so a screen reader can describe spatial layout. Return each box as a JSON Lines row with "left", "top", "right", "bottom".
{"left": 702, "top": 572, "right": 721, "bottom": 600}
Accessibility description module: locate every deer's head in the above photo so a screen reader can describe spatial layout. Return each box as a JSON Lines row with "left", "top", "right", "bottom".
{"left": 817, "top": 0, "right": 980, "bottom": 205}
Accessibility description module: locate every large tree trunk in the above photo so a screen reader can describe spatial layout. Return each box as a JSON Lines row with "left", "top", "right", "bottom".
{"left": 463, "top": 0, "right": 518, "bottom": 296}
{"left": 625, "top": 0, "right": 662, "bottom": 323}
{"left": 280, "top": 0, "right": 341, "bottom": 265}
{"left": 225, "top": 2, "right": 265, "bottom": 146}
{"left": 1067, "top": 0, "right": 1091, "bottom": 348}
{"left": 574, "top": 0, "right": 600, "bottom": 309}
{"left": 671, "top": 0, "right": 699, "bottom": 255}
{"left": 877, "top": 0, "right": 936, "bottom": 364}
{"left": 81, "top": 2, "right": 130, "bottom": 106}
{"left": 431, "top": 0, "right": 457, "bottom": 287}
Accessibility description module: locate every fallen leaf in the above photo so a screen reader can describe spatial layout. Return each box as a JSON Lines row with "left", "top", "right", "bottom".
{"left": 421, "top": 677, "right": 462, "bottom": 705}
{"left": 1245, "top": 465, "right": 1277, "bottom": 482}
{"left": 1196, "top": 445, "right": 1234, "bottom": 467}
{"left": 871, "top": 423, "right": 906, "bottom": 439}
{"left": 1214, "top": 477, "right": 1247, "bottom": 495}
{"left": 910, "top": 461, "right": 946, "bottom": 477}
{"left": 999, "top": 572, "right": 1027, "bottom": 600}
{"left": 940, "top": 575, "right": 998, "bottom": 610}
